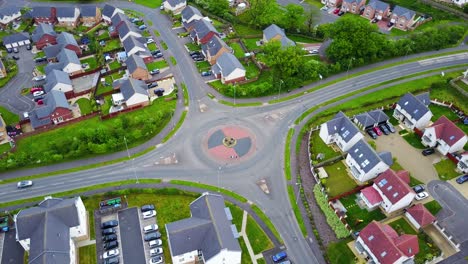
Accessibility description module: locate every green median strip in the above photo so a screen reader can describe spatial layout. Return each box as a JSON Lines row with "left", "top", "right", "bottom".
{"left": 218, "top": 100, "right": 263, "bottom": 107}
{"left": 284, "top": 128, "right": 294, "bottom": 181}
{"left": 169, "top": 180, "right": 248, "bottom": 203}
{"left": 287, "top": 185, "right": 307, "bottom": 237}
{"left": 182, "top": 83, "right": 189, "bottom": 106}
{"left": 162, "top": 110, "right": 187, "bottom": 143}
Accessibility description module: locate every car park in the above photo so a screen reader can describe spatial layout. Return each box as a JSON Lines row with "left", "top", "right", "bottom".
{"left": 143, "top": 224, "right": 159, "bottom": 233}
{"left": 366, "top": 129, "right": 377, "bottom": 139}
{"left": 104, "top": 256, "right": 119, "bottom": 264}
{"left": 150, "top": 256, "right": 163, "bottom": 264}
{"left": 415, "top": 192, "right": 429, "bottom": 201}
{"left": 150, "top": 247, "right": 163, "bottom": 256}
{"left": 141, "top": 204, "right": 155, "bottom": 212}
{"left": 412, "top": 184, "right": 425, "bottom": 194}
{"left": 102, "top": 234, "right": 118, "bottom": 242}
{"left": 373, "top": 126, "right": 383, "bottom": 136}
{"left": 149, "top": 239, "right": 162, "bottom": 248}
{"left": 144, "top": 231, "right": 161, "bottom": 241}
{"left": 148, "top": 82, "right": 158, "bottom": 88}
{"left": 101, "top": 220, "right": 119, "bottom": 229}
{"left": 13, "top": 47, "right": 18, "bottom": 53}
{"left": 104, "top": 240, "right": 119, "bottom": 250}
{"left": 17, "top": 181, "right": 33, "bottom": 189}
{"left": 385, "top": 123, "right": 396, "bottom": 133}
{"left": 379, "top": 124, "right": 390, "bottom": 135}
{"left": 272, "top": 251, "right": 287, "bottom": 262}
{"left": 150, "top": 69, "right": 160, "bottom": 75}
{"left": 422, "top": 148, "right": 435, "bottom": 156}
{"left": 456, "top": 174, "right": 468, "bottom": 184}
{"left": 103, "top": 249, "right": 119, "bottom": 259}
{"left": 201, "top": 71, "right": 212, "bottom": 77}
{"left": 143, "top": 210, "right": 156, "bottom": 219}
{"left": 33, "top": 91, "right": 45, "bottom": 97}
{"left": 102, "top": 228, "right": 116, "bottom": 236}
{"left": 12, "top": 55, "right": 19, "bottom": 60}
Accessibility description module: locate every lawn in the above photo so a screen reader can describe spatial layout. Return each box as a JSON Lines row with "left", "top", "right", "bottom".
{"left": 424, "top": 200, "right": 442, "bottom": 215}
{"left": 134, "top": 0, "right": 162, "bottom": 8}
{"left": 455, "top": 79, "right": 468, "bottom": 92}
{"left": 100, "top": 95, "right": 112, "bottom": 115}
{"left": 195, "top": 61, "right": 211, "bottom": 72}
{"left": 76, "top": 98, "right": 93, "bottom": 115}
{"left": 431, "top": 75, "right": 468, "bottom": 113}
{"left": 242, "top": 38, "right": 260, "bottom": 51}
{"left": 242, "top": 61, "right": 260, "bottom": 80}
{"left": 323, "top": 162, "right": 358, "bottom": 198}
{"left": 402, "top": 133, "right": 426, "bottom": 149}
{"left": 0, "top": 143, "right": 11, "bottom": 154}
{"left": 102, "top": 38, "right": 122, "bottom": 52}
{"left": 108, "top": 60, "right": 121, "bottom": 71}
{"left": 326, "top": 238, "right": 355, "bottom": 264}
{"left": 340, "top": 194, "right": 386, "bottom": 231}
{"left": 309, "top": 130, "right": 340, "bottom": 164}
{"left": 0, "top": 105, "right": 19, "bottom": 125}
{"left": 80, "top": 57, "right": 99, "bottom": 71}
{"left": 185, "top": 42, "right": 200, "bottom": 52}
{"left": 226, "top": 202, "right": 244, "bottom": 230}
{"left": 230, "top": 42, "right": 245, "bottom": 59}
{"left": 245, "top": 214, "right": 274, "bottom": 254}
{"left": 429, "top": 104, "right": 459, "bottom": 122}
{"left": 209, "top": 70, "right": 274, "bottom": 98}
{"left": 146, "top": 60, "right": 168, "bottom": 71}
{"left": 78, "top": 244, "right": 96, "bottom": 264}
{"left": 288, "top": 35, "right": 320, "bottom": 44}
{"left": 434, "top": 159, "right": 459, "bottom": 180}
{"left": 36, "top": 64, "right": 46, "bottom": 74}
{"left": 97, "top": 31, "right": 110, "bottom": 41}
{"left": 160, "top": 41, "right": 168, "bottom": 50}
{"left": 34, "top": 51, "right": 45, "bottom": 59}
{"left": 170, "top": 56, "right": 177, "bottom": 65}
{"left": 95, "top": 83, "right": 113, "bottom": 97}
{"left": 238, "top": 236, "right": 253, "bottom": 264}
{"left": 147, "top": 43, "right": 157, "bottom": 51}
{"left": 233, "top": 23, "right": 262, "bottom": 36}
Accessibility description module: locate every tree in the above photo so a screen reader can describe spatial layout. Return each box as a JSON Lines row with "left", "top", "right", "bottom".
{"left": 304, "top": 8, "right": 318, "bottom": 34}
{"left": 245, "top": 0, "right": 280, "bottom": 28}
{"left": 281, "top": 4, "right": 305, "bottom": 32}
{"left": 194, "top": 0, "right": 230, "bottom": 19}
{"left": 464, "top": 4, "right": 468, "bottom": 14}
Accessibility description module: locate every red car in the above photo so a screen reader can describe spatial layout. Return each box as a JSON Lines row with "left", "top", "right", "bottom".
{"left": 37, "top": 99, "right": 44, "bottom": 105}
{"left": 30, "top": 87, "right": 43, "bottom": 93}
{"left": 373, "top": 126, "right": 383, "bottom": 136}
{"left": 333, "top": 8, "right": 341, "bottom": 14}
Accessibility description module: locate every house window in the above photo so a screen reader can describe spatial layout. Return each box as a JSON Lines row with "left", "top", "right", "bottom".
{"left": 368, "top": 235, "right": 374, "bottom": 241}
{"left": 378, "top": 179, "right": 388, "bottom": 187}
{"left": 58, "top": 116, "right": 63, "bottom": 122}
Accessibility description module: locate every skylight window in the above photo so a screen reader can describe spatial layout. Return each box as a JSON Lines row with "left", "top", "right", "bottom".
{"left": 378, "top": 179, "right": 388, "bottom": 187}
{"left": 381, "top": 251, "right": 387, "bottom": 257}
{"left": 368, "top": 235, "right": 374, "bottom": 241}
{"left": 387, "top": 186, "right": 393, "bottom": 191}
{"left": 449, "top": 136, "right": 455, "bottom": 140}
{"left": 404, "top": 101, "right": 409, "bottom": 105}
{"left": 393, "top": 192, "right": 399, "bottom": 198}
{"left": 354, "top": 148, "right": 359, "bottom": 153}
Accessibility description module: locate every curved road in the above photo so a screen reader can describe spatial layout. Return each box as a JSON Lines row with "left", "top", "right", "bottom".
{"left": 0, "top": 1, "right": 467, "bottom": 263}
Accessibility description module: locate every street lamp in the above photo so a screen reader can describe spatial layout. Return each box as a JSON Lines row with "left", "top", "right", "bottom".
{"left": 346, "top": 57, "right": 355, "bottom": 79}
{"left": 278, "top": 79, "right": 284, "bottom": 100}
{"left": 295, "top": 183, "right": 302, "bottom": 205}
{"left": 124, "top": 136, "right": 139, "bottom": 183}
{"left": 123, "top": 136, "right": 130, "bottom": 159}
{"left": 217, "top": 166, "right": 222, "bottom": 192}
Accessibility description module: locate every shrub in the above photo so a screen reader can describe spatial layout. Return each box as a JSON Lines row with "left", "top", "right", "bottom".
{"left": 313, "top": 185, "right": 350, "bottom": 238}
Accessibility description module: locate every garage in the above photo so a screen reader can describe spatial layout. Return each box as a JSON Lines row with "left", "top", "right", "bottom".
{"left": 2, "top": 32, "right": 30, "bottom": 49}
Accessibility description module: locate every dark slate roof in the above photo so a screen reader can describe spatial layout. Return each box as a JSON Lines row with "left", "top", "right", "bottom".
{"left": 57, "top": 32, "right": 78, "bottom": 47}
{"left": 102, "top": 4, "right": 118, "bottom": 18}
{"left": 0, "top": 6, "right": 20, "bottom": 19}
{"left": 118, "top": 20, "right": 138, "bottom": 39}
{"left": 32, "top": 23, "right": 56, "bottom": 42}
{"left": 111, "top": 12, "right": 126, "bottom": 26}
{"left": 167, "top": 0, "right": 186, "bottom": 7}
{"left": 45, "top": 62, "right": 63, "bottom": 75}
{"left": 119, "top": 78, "right": 147, "bottom": 100}
{"left": 325, "top": 111, "right": 361, "bottom": 143}
{"left": 280, "top": 36, "right": 296, "bottom": 47}
{"left": 354, "top": 113, "right": 376, "bottom": 128}
{"left": 57, "top": 48, "right": 80, "bottom": 66}
{"left": 43, "top": 44, "right": 62, "bottom": 59}
{"left": 201, "top": 35, "right": 231, "bottom": 58}
{"left": 16, "top": 197, "right": 80, "bottom": 264}
{"left": 126, "top": 54, "right": 147, "bottom": 74}
{"left": 348, "top": 139, "right": 388, "bottom": 173}
{"left": 397, "top": 93, "right": 431, "bottom": 121}
{"left": 215, "top": 52, "right": 244, "bottom": 77}
{"left": 166, "top": 193, "right": 240, "bottom": 260}
{"left": 368, "top": 109, "right": 389, "bottom": 124}
{"left": 392, "top": 5, "right": 415, "bottom": 20}
{"left": 263, "top": 24, "right": 286, "bottom": 41}
{"left": 181, "top": 6, "right": 202, "bottom": 22}
{"left": 343, "top": 0, "right": 359, "bottom": 4}
{"left": 378, "top": 151, "right": 394, "bottom": 167}
{"left": 56, "top": 7, "right": 76, "bottom": 18}
{"left": 367, "top": 0, "right": 389, "bottom": 11}
{"left": 123, "top": 35, "right": 145, "bottom": 53}
{"left": 192, "top": 19, "right": 218, "bottom": 40}
{"left": 30, "top": 7, "right": 52, "bottom": 18}
{"left": 211, "top": 63, "right": 221, "bottom": 75}
{"left": 80, "top": 6, "right": 97, "bottom": 17}
{"left": 415, "top": 92, "right": 430, "bottom": 107}
{"left": 44, "top": 69, "right": 72, "bottom": 93}
{"left": 2, "top": 32, "right": 29, "bottom": 46}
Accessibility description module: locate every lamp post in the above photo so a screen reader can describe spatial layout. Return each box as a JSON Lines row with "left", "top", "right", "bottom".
{"left": 217, "top": 166, "right": 222, "bottom": 192}
{"left": 123, "top": 136, "right": 130, "bottom": 159}
{"left": 124, "top": 136, "right": 139, "bottom": 184}
{"left": 346, "top": 57, "right": 355, "bottom": 79}
{"left": 295, "top": 183, "right": 302, "bottom": 205}
{"left": 278, "top": 79, "right": 284, "bottom": 100}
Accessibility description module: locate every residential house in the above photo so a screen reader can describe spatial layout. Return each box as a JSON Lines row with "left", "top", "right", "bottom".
{"left": 457, "top": 152, "right": 468, "bottom": 173}
{"left": 345, "top": 139, "right": 393, "bottom": 183}
{"left": 125, "top": 54, "right": 149, "bottom": 81}
{"left": 0, "top": 59, "right": 7, "bottom": 78}
{"left": 102, "top": 4, "right": 124, "bottom": 24}
{"left": 363, "top": 0, "right": 390, "bottom": 20}
{"left": 0, "top": 6, "right": 22, "bottom": 28}
{"left": 190, "top": 19, "right": 219, "bottom": 45}
{"left": 405, "top": 204, "right": 436, "bottom": 230}
{"left": 355, "top": 221, "right": 419, "bottom": 264}
{"left": 114, "top": 78, "right": 149, "bottom": 108}
{"left": 29, "top": 7, "right": 56, "bottom": 25}
{"left": 421, "top": 116, "right": 468, "bottom": 155}
{"left": 181, "top": 6, "right": 203, "bottom": 31}
{"left": 211, "top": 52, "right": 246, "bottom": 84}
{"left": 2, "top": 32, "right": 30, "bottom": 49}
{"left": 15, "top": 196, "right": 88, "bottom": 264}
{"left": 109, "top": 12, "right": 127, "bottom": 37}
{"left": 393, "top": 92, "right": 432, "bottom": 130}
{"left": 322, "top": 0, "right": 343, "bottom": 8}
{"left": 341, "top": 0, "right": 366, "bottom": 14}
{"left": 56, "top": 7, "right": 80, "bottom": 28}
{"left": 44, "top": 69, "right": 73, "bottom": 94}
{"left": 45, "top": 48, "right": 82, "bottom": 76}
{"left": 164, "top": 0, "right": 187, "bottom": 15}
{"left": 0, "top": 115, "right": 7, "bottom": 142}
{"left": 320, "top": 111, "right": 364, "bottom": 152}
{"left": 166, "top": 192, "right": 241, "bottom": 264}
{"left": 118, "top": 20, "right": 142, "bottom": 42}
{"left": 262, "top": 24, "right": 295, "bottom": 48}
{"left": 80, "top": 6, "right": 101, "bottom": 26}
{"left": 390, "top": 5, "right": 416, "bottom": 31}
{"left": 28, "top": 90, "right": 73, "bottom": 129}
{"left": 360, "top": 169, "right": 415, "bottom": 214}
{"left": 123, "top": 35, "right": 152, "bottom": 63}
{"left": 451, "top": 0, "right": 468, "bottom": 7}
{"left": 201, "top": 35, "right": 232, "bottom": 65}
{"left": 32, "top": 23, "right": 57, "bottom": 50}
{"left": 354, "top": 113, "right": 378, "bottom": 131}
{"left": 44, "top": 32, "right": 81, "bottom": 61}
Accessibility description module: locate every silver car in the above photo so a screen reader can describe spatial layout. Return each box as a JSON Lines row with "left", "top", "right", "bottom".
{"left": 17, "top": 181, "right": 33, "bottom": 189}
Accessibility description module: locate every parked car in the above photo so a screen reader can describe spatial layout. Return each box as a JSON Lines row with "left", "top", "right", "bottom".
{"left": 333, "top": 8, "right": 340, "bottom": 14}
{"left": 373, "top": 126, "right": 383, "bottom": 136}
{"left": 104, "top": 256, "right": 119, "bottom": 264}
{"left": 272, "top": 251, "right": 287, "bottom": 262}
{"left": 143, "top": 224, "right": 159, "bottom": 233}
{"left": 102, "top": 234, "right": 117, "bottom": 242}
{"left": 138, "top": 25, "right": 147, "bottom": 30}
{"left": 456, "top": 174, "right": 468, "bottom": 184}
{"left": 33, "top": 96, "right": 44, "bottom": 102}
{"left": 102, "top": 249, "right": 119, "bottom": 259}
{"left": 150, "top": 69, "right": 160, "bottom": 75}
{"left": 147, "top": 82, "right": 158, "bottom": 88}
{"left": 320, "top": 6, "right": 329, "bottom": 11}
{"left": 37, "top": 99, "right": 44, "bottom": 105}
{"left": 160, "top": 5, "right": 164, "bottom": 10}
{"left": 33, "top": 75, "right": 46, "bottom": 81}
{"left": 415, "top": 192, "right": 429, "bottom": 201}
{"left": 338, "top": 11, "right": 345, "bottom": 16}
{"left": 371, "top": 18, "right": 378, "bottom": 23}
{"left": 141, "top": 204, "right": 155, "bottom": 212}
{"left": 153, "top": 53, "right": 163, "bottom": 58}
{"left": 149, "top": 239, "right": 162, "bottom": 248}
{"left": 143, "top": 210, "right": 156, "bottom": 219}
{"left": 26, "top": 44, "right": 32, "bottom": 50}
{"left": 422, "top": 148, "right": 435, "bottom": 156}
{"left": 17, "top": 180, "right": 33, "bottom": 189}
{"left": 144, "top": 231, "right": 162, "bottom": 241}
{"left": 13, "top": 47, "right": 18, "bottom": 53}
{"left": 201, "top": 71, "right": 212, "bottom": 77}
{"left": 104, "top": 240, "right": 119, "bottom": 250}
{"left": 6, "top": 48, "right": 12, "bottom": 53}
{"left": 30, "top": 87, "right": 43, "bottom": 93}
{"left": 387, "top": 22, "right": 394, "bottom": 27}
{"left": 131, "top": 17, "right": 141, "bottom": 23}
{"left": 102, "top": 228, "right": 116, "bottom": 236}
{"left": 151, "top": 50, "right": 161, "bottom": 55}
{"left": 34, "top": 57, "right": 47, "bottom": 63}
{"left": 309, "top": 49, "right": 319, "bottom": 54}
{"left": 412, "top": 184, "right": 425, "bottom": 194}
{"left": 154, "top": 88, "right": 165, "bottom": 96}
{"left": 379, "top": 124, "right": 390, "bottom": 135}
{"left": 385, "top": 123, "right": 396, "bottom": 133}
{"left": 12, "top": 55, "right": 19, "bottom": 60}
{"left": 193, "top": 57, "right": 204, "bottom": 62}
{"left": 366, "top": 129, "right": 377, "bottom": 139}
{"left": 101, "top": 220, "right": 119, "bottom": 229}
{"left": 189, "top": 51, "right": 200, "bottom": 56}
{"left": 147, "top": 38, "right": 155, "bottom": 44}
{"left": 33, "top": 90, "right": 45, "bottom": 97}
{"left": 150, "top": 247, "right": 163, "bottom": 256}
{"left": 150, "top": 256, "right": 163, "bottom": 264}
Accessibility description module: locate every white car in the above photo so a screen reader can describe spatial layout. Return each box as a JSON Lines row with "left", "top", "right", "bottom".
{"left": 103, "top": 249, "right": 119, "bottom": 259}
{"left": 149, "top": 239, "right": 162, "bottom": 248}
{"left": 147, "top": 38, "right": 155, "bottom": 44}
{"left": 33, "top": 91, "right": 45, "bottom": 97}
{"left": 33, "top": 75, "right": 46, "bottom": 81}
{"left": 415, "top": 192, "right": 429, "bottom": 201}
{"left": 143, "top": 224, "right": 159, "bottom": 233}
{"left": 17, "top": 180, "right": 33, "bottom": 188}
{"left": 150, "top": 247, "right": 163, "bottom": 256}
{"left": 143, "top": 210, "right": 156, "bottom": 219}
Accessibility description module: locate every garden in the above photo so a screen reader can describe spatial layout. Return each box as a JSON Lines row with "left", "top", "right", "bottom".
{"left": 434, "top": 159, "right": 459, "bottom": 180}
{"left": 325, "top": 238, "right": 356, "bottom": 264}
{"left": 322, "top": 161, "right": 358, "bottom": 198}
{"left": 313, "top": 185, "right": 350, "bottom": 239}
{"left": 101, "top": 38, "right": 122, "bottom": 53}
{"left": 309, "top": 130, "right": 341, "bottom": 164}
{"left": 339, "top": 194, "right": 386, "bottom": 231}
{"left": 146, "top": 60, "right": 168, "bottom": 71}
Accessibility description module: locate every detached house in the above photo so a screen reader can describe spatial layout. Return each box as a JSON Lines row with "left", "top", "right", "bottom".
{"left": 262, "top": 24, "right": 295, "bottom": 48}
{"left": 320, "top": 111, "right": 364, "bottom": 152}
{"left": 166, "top": 193, "right": 241, "bottom": 264}
{"left": 163, "top": 0, "right": 187, "bottom": 15}
{"left": 30, "top": 7, "right": 56, "bottom": 25}
{"left": 211, "top": 52, "right": 246, "bottom": 84}
{"left": 360, "top": 169, "right": 415, "bottom": 214}
{"left": 190, "top": 19, "right": 219, "bottom": 45}
{"left": 2, "top": 32, "right": 30, "bottom": 49}
{"left": 341, "top": 0, "right": 366, "bottom": 14}
{"left": 393, "top": 92, "right": 432, "bottom": 130}
{"left": 80, "top": 6, "right": 101, "bottom": 26}
{"left": 322, "top": 0, "right": 343, "bottom": 8}
{"left": 113, "top": 78, "right": 149, "bottom": 108}
{"left": 421, "top": 116, "right": 467, "bottom": 155}
{"left": 44, "top": 69, "right": 73, "bottom": 94}
{"left": 118, "top": 20, "right": 142, "bottom": 42}
{"left": 123, "top": 35, "right": 152, "bottom": 63}
{"left": 32, "top": 23, "right": 57, "bottom": 50}
{"left": 28, "top": 90, "right": 73, "bottom": 129}
{"left": 56, "top": 7, "right": 80, "bottom": 28}
{"left": 390, "top": 5, "right": 416, "bottom": 31}
{"left": 15, "top": 196, "right": 88, "bottom": 264}
{"left": 181, "top": 6, "right": 203, "bottom": 31}
{"left": 44, "top": 32, "right": 81, "bottom": 61}
{"left": 345, "top": 139, "right": 393, "bottom": 183}
{"left": 355, "top": 221, "right": 419, "bottom": 264}
{"left": 0, "top": 6, "right": 21, "bottom": 28}
{"left": 102, "top": 4, "right": 124, "bottom": 24}
{"left": 363, "top": 0, "right": 390, "bottom": 20}
{"left": 405, "top": 204, "right": 436, "bottom": 230}
{"left": 457, "top": 152, "right": 468, "bottom": 173}
{"left": 45, "top": 48, "right": 82, "bottom": 76}
{"left": 201, "top": 35, "right": 232, "bottom": 65}
{"left": 126, "top": 54, "right": 149, "bottom": 81}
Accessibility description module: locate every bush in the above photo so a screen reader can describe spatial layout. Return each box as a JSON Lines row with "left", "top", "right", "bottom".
{"left": 313, "top": 185, "right": 350, "bottom": 238}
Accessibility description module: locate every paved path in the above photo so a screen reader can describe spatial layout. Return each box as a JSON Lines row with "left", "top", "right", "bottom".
{"left": 239, "top": 210, "right": 259, "bottom": 264}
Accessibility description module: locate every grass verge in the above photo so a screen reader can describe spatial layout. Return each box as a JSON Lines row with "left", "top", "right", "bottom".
{"left": 287, "top": 185, "right": 307, "bottom": 237}
{"left": 169, "top": 180, "right": 248, "bottom": 203}
{"left": 78, "top": 244, "right": 97, "bottom": 264}
{"left": 246, "top": 214, "right": 274, "bottom": 254}
{"left": 285, "top": 128, "right": 294, "bottom": 181}
{"left": 162, "top": 110, "right": 187, "bottom": 143}
{"left": 218, "top": 100, "right": 263, "bottom": 107}
{"left": 251, "top": 204, "right": 283, "bottom": 244}
{"left": 170, "top": 56, "right": 177, "bottom": 65}
{"left": 182, "top": 83, "right": 189, "bottom": 106}
{"left": 424, "top": 200, "right": 442, "bottom": 215}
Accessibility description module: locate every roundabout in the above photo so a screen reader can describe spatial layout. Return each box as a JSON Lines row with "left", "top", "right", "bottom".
{"left": 204, "top": 125, "right": 256, "bottom": 163}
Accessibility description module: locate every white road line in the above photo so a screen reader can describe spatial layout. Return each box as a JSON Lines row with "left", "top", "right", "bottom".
{"left": 418, "top": 53, "right": 468, "bottom": 66}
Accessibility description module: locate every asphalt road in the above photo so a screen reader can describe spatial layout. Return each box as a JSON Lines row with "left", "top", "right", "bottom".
{"left": 0, "top": 1, "right": 467, "bottom": 264}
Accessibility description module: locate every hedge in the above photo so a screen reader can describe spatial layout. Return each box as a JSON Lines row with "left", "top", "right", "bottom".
{"left": 313, "top": 185, "right": 350, "bottom": 239}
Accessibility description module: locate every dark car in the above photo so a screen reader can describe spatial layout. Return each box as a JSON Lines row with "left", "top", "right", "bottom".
{"left": 144, "top": 231, "right": 162, "bottom": 241}
{"left": 422, "top": 148, "right": 435, "bottom": 156}
{"left": 456, "top": 174, "right": 468, "bottom": 184}
{"left": 104, "top": 240, "right": 119, "bottom": 250}
{"left": 102, "top": 234, "right": 117, "bottom": 242}
{"left": 151, "top": 50, "right": 161, "bottom": 55}
{"left": 33, "top": 96, "right": 44, "bottom": 102}
{"left": 26, "top": 44, "right": 32, "bottom": 50}
{"left": 193, "top": 57, "right": 204, "bottom": 62}
{"left": 366, "top": 129, "right": 377, "bottom": 139}
{"left": 153, "top": 53, "right": 163, "bottom": 58}
{"left": 104, "top": 256, "right": 120, "bottom": 264}
{"left": 385, "top": 123, "right": 396, "bottom": 133}
{"left": 272, "top": 251, "right": 287, "bottom": 262}
{"left": 338, "top": 11, "right": 345, "bottom": 16}
{"left": 141, "top": 204, "right": 155, "bottom": 212}
{"left": 6, "top": 48, "right": 12, "bottom": 53}
{"left": 379, "top": 124, "right": 390, "bottom": 135}
{"left": 154, "top": 88, "right": 165, "bottom": 96}
{"left": 35, "top": 57, "right": 47, "bottom": 63}
{"left": 150, "top": 69, "right": 160, "bottom": 75}
{"left": 102, "top": 228, "right": 116, "bottom": 236}
{"left": 12, "top": 55, "right": 19, "bottom": 60}
{"left": 189, "top": 51, "right": 200, "bottom": 56}
{"left": 412, "top": 184, "right": 425, "bottom": 194}
{"left": 101, "top": 220, "right": 118, "bottom": 229}
{"left": 201, "top": 71, "right": 212, "bottom": 77}
{"left": 387, "top": 22, "right": 394, "bottom": 27}
{"left": 147, "top": 82, "right": 158, "bottom": 88}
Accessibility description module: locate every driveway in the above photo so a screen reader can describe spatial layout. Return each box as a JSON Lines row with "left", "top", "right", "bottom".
{"left": 423, "top": 224, "right": 457, "bottom": 257}
{"left": 374, "top": 132, "right": 439, "bottom": 183}
{"left": 118, "top": 207, "right": 146, "bottom": 264}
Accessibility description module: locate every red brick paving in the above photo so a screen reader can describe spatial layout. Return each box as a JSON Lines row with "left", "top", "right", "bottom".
{"left": 208, "top": 145, "right": 238, "bottom": 161}
{"left": 222, "top": 126, "right": 250, "bottom": 139}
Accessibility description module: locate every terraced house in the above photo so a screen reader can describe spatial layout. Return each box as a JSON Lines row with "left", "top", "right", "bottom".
{"left": 341, "top": 0, "right": 366, "bottom": 14}
{"left": 362, "top": 0, "right": 390, "bottom": 21}
{"left": 56, "top": 7, "right": 80, "bottom": 28}
{"left": 32, "top": 23, "right": 57, "bottom": 50}
{"left": 80, "top": 5, "right": 101, "bottom": 26}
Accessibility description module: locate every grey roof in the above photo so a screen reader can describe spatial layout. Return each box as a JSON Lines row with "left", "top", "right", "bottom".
{"left": 343, "top": 0, "right": 359, "bottom": 4}
{"left": 367, "top": 0, "right": 389, "bottom": 11}
{"left": 32, "top": 23, "right": 56, "bottom": 42}
{"left": 348, "top": 139, "right": 388, "bottom": 173}
{"left": 181, "top": 6, "right": 202, "bottom": 22}
{"left": 167, "top": 0, "right": 186, "bottom": 7}
{"left": 325, "top": 111, "right": 361, "bottom": 143}
{"left": 111, "top": 12, "right": 126, "bottom": 27}
{"left": 392, "top": 5, "right": 415, "bottom": 20}
{"left": 280, "top": 36, "right": 296, "bottom": 47}
{"left": 57, "top": 32, "right": 78, "bottom": 47}
{"left": 397, "top": 93, "right": 431, "bottom": 121}
{"left": 263, "top": 24, "right": 286, "bottom": 41}
{"left": 368, "top": 109, "right": 389, "bottom": 124}
{"left": 211, "top": 63, "right": 221, "bottom": 75}
{"left": 56, "top": 7, "right": 76, "bottom": 18}
{"left": 44, "top": 69, "right": 72, "bottom": 93}
{"left": 2, "top": 32, "right": 29, "bottom": 46}
{"left": 378, "top": 151, "right": 394, "bottom": 166}
{"left": 354, "top": 113, "right": 376, "bottom": 128}
{"left": 201, "top": 35, "right": 231, "bottom": 58}
{"left": 126, "top": 54, "right": 147, "bottom": 74}
{"left": 118, "top": 20, "right": 138, "bottom": 39}
{"left": 215, "top": 52, "right": 244, "bottom": 77}
{"left": 80, "top": 6, "right": 97, "bottom": 17}
{"left": 16, "top": 197, "right": 80, "bottom": 264}
{"left": 45, "top": 62, "right": 64, "bottom": 75}
{"left": 102, "top": 4, "right": 118, "bottom": 18}
{"left": 191, "top": 19, "right": 218, "bottom": 41}
{"left": 57, "top": 48, "right": 80, "bottom": 66}
{"left": 123, "top": 35, "right": 145, "bottom": 53}
{"left": 166, "top": 193, "right": 241, "bottom": 261}
{"left": 415, "top": 92, "right": 430, "bottom": 107}
{"left": 43, "top": 44, "right": 62, "bottom": 59}
{"left": 0, "top": 6, "right": 20, "bottom": 19}
{"left": 119, "top": 78, "right": 148, "bottom": 100}
{"left": 30, "top": 7, "right": 53, "bottom": 18}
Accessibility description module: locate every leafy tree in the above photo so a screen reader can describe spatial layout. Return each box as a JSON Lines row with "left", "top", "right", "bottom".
{"left": 245, "top": 0, "right": 280, "bottom": 28}
{"left": 464, "top": 4, "right": 468, "bottom": 14}
{"left": 280, "top": 4, "right": 305, "bottom": 32}
{"left": 304, "top": 8, "right": 318, "bottom": 34}
{"left": 194, "top": 0, "right": 231, "bottom": 20}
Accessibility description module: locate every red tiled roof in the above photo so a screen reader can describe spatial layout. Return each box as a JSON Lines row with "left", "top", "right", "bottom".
{"left": 407, "top": 204, "right": 436, "bottom": 228}
{"left": 395, "top": 234, "right": 419, "bottom": 257}
{"left": 430, "top": 116, "right": 466, "bottom": 147}
{"left": 361, "top": 186, "right": 383, "bottom": 206}
{"left": 374, "top": 169, "right": 415, "bottom": 204}
{"left": 396, "top": 170, "right": 410, "bottom": 184}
